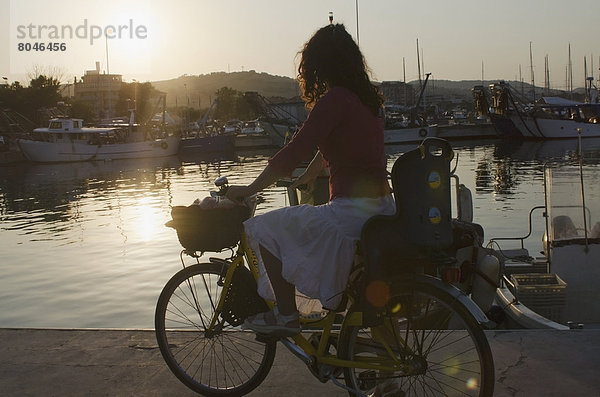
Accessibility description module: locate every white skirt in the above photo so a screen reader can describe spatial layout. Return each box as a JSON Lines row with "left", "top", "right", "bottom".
{"left": 243, "top": 195, "right": 395, "bottom": 309}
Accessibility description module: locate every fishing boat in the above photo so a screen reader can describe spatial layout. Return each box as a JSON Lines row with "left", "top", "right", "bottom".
{"left": 17, "top": 117, "right": 180, "bottom": 163}
{"left": 240, "top": 119, "right": 264, "bottom": 134}
{"left": 180, "top": 131, "right": 235, "bottom": 152}
{"left": 486, "top": 81, "right": 600, "bottom": 139}
{"left": 490, "top": 151, "right": 600, "bottom": 329}
{"left": 234, "top": 119, "right": 275, "bottom": 149}
{"left": 179, "top": 99, "right": 235, "bottom": 153}
{"left": 223, "top": 120, "right": 242, "bottom": 134}
{"left": 384, "top": 125, "right": 436, "bottom": 143}
{"left": 180, "top": 128, "right": 234, "bottom": 153}
{"left": 383, "top": 73, "right": 438, "bottom": 144}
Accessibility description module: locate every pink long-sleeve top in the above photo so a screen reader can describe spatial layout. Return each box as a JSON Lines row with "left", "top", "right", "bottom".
{"left": 268, "top": 86, "right": 390, "bottom": 200}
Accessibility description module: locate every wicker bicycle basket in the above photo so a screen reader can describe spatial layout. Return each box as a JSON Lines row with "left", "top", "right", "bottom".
{"left": 166, "top": 204, "right": 250, "bottom": 252}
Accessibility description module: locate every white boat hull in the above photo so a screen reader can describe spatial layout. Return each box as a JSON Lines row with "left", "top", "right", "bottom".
{"left": 507, "top": 114, "right": 600, "bottom": 139}
{"left": 384, "top": 126, "right": 436, "bottom": 144}
{"left": 18, "top": 136, "right": 180, "bottom": 163}
{"left": 234, "top": 134, "right": 275, "bottom": 149}
{"left": 550, "top": 243, "right": 600, "bottom": 323}
{"left": 494, "top": 284, "right": 569, "bottom": 330}
{"left": 534, "top": 118, "right": 600, "bottom": 139}
{"left": 435, "top": 123, "right": 497, "bottom": 140}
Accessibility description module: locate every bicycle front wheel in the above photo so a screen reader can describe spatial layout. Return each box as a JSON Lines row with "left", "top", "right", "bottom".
{"left": 155, "top": 262, "right": 276, "bottom": 396}
{"left": 338, "top": 278, "right": 494, "bottom": 397}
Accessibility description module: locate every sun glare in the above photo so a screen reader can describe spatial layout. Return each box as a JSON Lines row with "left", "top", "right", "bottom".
{"left": 132, "top": 196, "right": 161, "bottom": 242}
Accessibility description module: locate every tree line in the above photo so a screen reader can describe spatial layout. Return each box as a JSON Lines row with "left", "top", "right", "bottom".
{"left": 1, "top": 75, "right": 259, "bottom": 128}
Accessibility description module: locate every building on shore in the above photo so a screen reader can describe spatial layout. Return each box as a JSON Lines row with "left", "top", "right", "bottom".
{"left": 380, "top": 81, "right": 415, "bottom": 107}
{"left": 73, "top": 62, "right": 122, "bottom": 120}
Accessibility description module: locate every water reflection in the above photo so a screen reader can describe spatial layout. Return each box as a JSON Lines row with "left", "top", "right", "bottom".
{"left": 472, "top": 138, "right": 600, "bottom": 196}
{"left": 495, "top": 137, "right": 600, "bottom": 162}
{"left": 1, "top": 139, "right": 599, "bottom": 328}
{"left": 0, "top": 156, "right": 181, "bottom": 234}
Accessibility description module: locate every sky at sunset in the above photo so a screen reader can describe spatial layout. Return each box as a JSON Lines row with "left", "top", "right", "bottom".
{"left": 1, "top": 0, "right": 599, "bottom": 90}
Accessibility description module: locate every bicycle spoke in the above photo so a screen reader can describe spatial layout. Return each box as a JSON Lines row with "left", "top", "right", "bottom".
{"left": 339, "top": 279, "right": 493, "bottom": 397}
{"left": 421, "top": 370, "right": 479, "bottom": 396}
{"left": 156, "top": 263, "right": 276, "bottom": 395}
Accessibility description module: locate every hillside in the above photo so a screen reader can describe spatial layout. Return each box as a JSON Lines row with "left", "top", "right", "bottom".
{"left": 150, "top": 72, "right": 582, "bottom": 111}
{"left": 150, "top": 72, "right": 493, "bottom": 109}
{"left": 415, "top": 79, "right": 521, "bottom": 100}
{"left": 151, "top": 71, "right": 300, "bottom": 108}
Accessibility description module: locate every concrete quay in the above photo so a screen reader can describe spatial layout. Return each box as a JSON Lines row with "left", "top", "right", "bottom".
{"left": 1, "top": 328, "right": 599, "bottom": 396}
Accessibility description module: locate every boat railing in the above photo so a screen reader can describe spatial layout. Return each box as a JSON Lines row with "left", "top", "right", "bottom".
{"left": 488, "top": 205, "right": 547, "bottom": 251}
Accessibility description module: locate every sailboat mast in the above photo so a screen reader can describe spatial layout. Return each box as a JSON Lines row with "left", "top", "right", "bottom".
{"left": 403, "top": 57, "right": 407, "bottom": 107}
{"left": 105, "top": 35, "right": 111, "bottom": 120}
{"left": 520, "top": 64, "right": 523, "bottom": 97}
{"left": 569, "top": 43, "right": 573, "bottom": 99}
{"left": 548, "top": 55, "right": 551, "bottom": 94}
{"left": 544, "top": 55, "right": 551, "bottom": 95}
{"left": 421, "top": 47, "right": 426, "bottom": 111}
{"left": 529, "top": 42, "right": 535, "bottom": 102}
{"left": 417, "top": 39, "right": 422, "bottom": 90}
{"left": 355, "top": 0, "right": 359, "bottom": 45}
{"left": 584, "top": 56, "right": 588, "bottom": 102}
{"left": 481, "top": 60, "right": 484, "bottom": 85}
{"left": 544, "top": 55, "right": 547, "bottom": 95}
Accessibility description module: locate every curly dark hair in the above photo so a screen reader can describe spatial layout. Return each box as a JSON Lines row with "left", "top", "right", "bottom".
{"left": 297, "top": 23, "right": 384, "bottom": 115}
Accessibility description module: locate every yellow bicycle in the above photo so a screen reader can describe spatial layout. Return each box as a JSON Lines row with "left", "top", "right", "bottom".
{"left": 155, "top": 139, "right": 495, "bottom": 396}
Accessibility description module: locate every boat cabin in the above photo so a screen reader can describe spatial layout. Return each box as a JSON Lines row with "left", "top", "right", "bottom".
{"left": 47, "top": 118, "right": 84, "bottom": 131}
{"left": 543, "top": 104, "right": 599, "bottom": 124}
{"left": 241, "top": 120, "right": 265, "bottom": 135}
{"left": 32, "top": 118, "right": 118, "bottom": 144}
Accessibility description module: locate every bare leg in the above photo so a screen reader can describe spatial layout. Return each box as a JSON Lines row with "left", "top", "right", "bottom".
{"left": 259, "top": 244, "right": 298, "bottom": 321}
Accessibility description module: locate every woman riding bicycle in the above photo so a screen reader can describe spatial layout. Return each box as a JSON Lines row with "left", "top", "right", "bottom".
{"left": 226, "top": 23, "right": 395, "bottom": 337}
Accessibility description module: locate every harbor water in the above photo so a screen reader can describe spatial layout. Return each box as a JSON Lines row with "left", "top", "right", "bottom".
{"left": 1, "top": 137, "right": 600, "bottom": 329}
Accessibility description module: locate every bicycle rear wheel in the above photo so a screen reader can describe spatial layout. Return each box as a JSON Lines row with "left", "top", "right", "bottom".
{"left": 338, "top": 278, "right": 494, "bottom": 397}
{"left": 155, "top": 262, "right": 276, "bottom": 396}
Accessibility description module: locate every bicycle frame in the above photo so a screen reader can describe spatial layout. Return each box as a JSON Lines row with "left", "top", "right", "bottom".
{"left": 158, "top": 150, "right": 495, "bottom": 396}
{"left": 195, "top": 232, "right": 421, "bottom": 375}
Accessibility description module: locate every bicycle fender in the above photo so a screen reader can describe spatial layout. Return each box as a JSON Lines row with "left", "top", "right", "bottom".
{"left": 411, "top": 274, "right": 494, "bottom": 328}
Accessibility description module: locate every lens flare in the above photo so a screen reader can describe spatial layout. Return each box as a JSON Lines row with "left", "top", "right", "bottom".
{"left": 365, "top": 281, "right": 390, "bottom": 307}
{"left": 443, "top": 357, "right": 460, "bottom": 376}
{"left": 466, "top": 377, "right": 479, "bottom": 390}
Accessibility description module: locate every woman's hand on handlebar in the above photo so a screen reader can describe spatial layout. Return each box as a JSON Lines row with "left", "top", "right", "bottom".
{"left": 225, "top": 185, "right": 253, "bottom": 204}
{"left": 289, "top": 151, "right": 324, "bottom": 193}
{"left": 289, "top": 172, "right": 315, "bottom": 194}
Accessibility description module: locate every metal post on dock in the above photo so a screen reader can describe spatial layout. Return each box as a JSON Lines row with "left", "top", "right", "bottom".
{"left": 577, "top": 128, "right": 589, "bottom": 251}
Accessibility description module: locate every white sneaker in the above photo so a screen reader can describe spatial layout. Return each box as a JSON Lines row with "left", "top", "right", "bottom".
{"left": 241, "top": 307, "right": 300, "bottom": 337}
{"left": 369, "top": 378, "right": 404, "bottom": 397}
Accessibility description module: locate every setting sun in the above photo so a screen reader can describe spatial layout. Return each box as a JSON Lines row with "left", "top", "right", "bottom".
{"left": 131, "top": 196, "right": 162, "bottom": 242}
